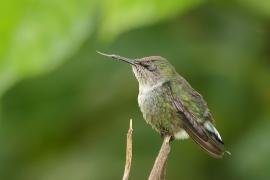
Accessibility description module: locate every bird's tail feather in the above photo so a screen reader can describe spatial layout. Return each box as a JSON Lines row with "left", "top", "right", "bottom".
{"left": 183, "top": 124, "right": 225, "bottom": 158}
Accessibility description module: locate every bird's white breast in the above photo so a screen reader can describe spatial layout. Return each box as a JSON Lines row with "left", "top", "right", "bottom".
{"left": 138, "top": 81, "right": 164, "bottom": 106}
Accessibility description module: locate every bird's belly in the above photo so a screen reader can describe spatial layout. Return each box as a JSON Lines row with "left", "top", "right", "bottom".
{"left": 138, "top": 88, "right": 183, "bottom": 136}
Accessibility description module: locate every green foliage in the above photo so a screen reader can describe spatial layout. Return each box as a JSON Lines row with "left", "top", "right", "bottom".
{"left": 99, "top": 0, "right": 204, "bottom": 40}
{"left": 238, "top": 0, "right": 270, "bottom": 17}
{"left": 0, "top": 0, "right": 96, "bottom": 96}
{"left": 232, "top": 118, "right": 270, "bottom": 180}
{"left": 1, "top": 0, "right": 270, "bottom": 180}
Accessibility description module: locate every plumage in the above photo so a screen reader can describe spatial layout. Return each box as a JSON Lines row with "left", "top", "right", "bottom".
{"left": 98, "top": 51, "right": 226, "bottom": 158}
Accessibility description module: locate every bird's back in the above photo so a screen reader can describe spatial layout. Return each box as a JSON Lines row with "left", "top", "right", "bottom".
{"left": 171, "top": 74, "right": 225, "bottom": 158}
{"left": 171, "top": 75, "right": 213, "bottom": 124}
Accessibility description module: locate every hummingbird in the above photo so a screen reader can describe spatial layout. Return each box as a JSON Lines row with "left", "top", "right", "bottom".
{"left": 98, "top": 51, "right": 226, "bottom": 158}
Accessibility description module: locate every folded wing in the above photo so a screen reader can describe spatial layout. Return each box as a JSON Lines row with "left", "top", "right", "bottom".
{"left": 165, "top": 80, "right": 225, "bottom": 158}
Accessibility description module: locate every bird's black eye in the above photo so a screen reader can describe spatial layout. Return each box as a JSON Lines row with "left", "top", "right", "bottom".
{"left": 147, "top": 64, "right": 156, "bottom": 71}
{"left": 138, "top": 62, "right": 156, "bottom": 71}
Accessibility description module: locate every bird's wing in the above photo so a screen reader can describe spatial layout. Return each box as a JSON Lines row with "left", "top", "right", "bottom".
{"left": 163, "top": 80, "right": 225, "bottom": 158}
{"left": 176, "top": 76, "right": 213, "bottom": 123}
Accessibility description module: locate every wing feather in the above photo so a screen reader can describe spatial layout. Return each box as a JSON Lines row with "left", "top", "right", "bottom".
{"left": 164, "top": 80, "right": 225, "bottom": 158}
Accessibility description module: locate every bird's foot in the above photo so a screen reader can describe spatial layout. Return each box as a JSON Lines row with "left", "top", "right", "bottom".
{"left": 159, "top": 129, "right": 167, "bottom": 138}
{"left": 160, "top": 130, "right": 174, "bottom": 142}
{"left": 169, "top": 136, "right": 175, "bottom": 142}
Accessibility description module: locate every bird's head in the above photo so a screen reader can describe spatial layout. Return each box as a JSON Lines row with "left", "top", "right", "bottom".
{"left": 98, "top": 52, "right": 177, "bottom": 87}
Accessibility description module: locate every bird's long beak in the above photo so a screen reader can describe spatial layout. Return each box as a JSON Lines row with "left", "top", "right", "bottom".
{"left": 97, "top": 51, "right": 137, "bottom": 66}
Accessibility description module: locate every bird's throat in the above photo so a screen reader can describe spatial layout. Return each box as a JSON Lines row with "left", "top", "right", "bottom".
{"left": 139, "top": 81, "right": 166, "bottom": 94}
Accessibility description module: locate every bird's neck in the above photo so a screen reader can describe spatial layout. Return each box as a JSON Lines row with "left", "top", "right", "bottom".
{"left": 138, "top": 80, "right": 166, "bottom": 94}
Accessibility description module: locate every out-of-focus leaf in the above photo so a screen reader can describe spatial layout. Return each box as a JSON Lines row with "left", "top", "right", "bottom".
{"left": 0, "top": 0, "right": 96, "bottom": 97}
{"left": 99, "top": 0, "right": 204, "bottom": 40}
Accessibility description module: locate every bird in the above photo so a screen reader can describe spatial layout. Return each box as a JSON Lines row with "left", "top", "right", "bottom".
{"left": 98, "top": 51, "right": 227, "bottom": 158}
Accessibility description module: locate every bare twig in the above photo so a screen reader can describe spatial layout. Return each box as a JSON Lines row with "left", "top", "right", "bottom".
{"left": 148, "top": 135, "right": 171, "bottom": 180}
{"left": 122, "top": 119, "right": 133, "bottom": 180}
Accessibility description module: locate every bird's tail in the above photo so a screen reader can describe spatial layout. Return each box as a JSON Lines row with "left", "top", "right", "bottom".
{"left": 183, "top": 121, "right": 226, "bottom": 158}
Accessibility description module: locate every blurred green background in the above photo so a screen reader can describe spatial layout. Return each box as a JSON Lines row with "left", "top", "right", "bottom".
{"left": 1, "top": 0, "right": 270, "bottom": 180}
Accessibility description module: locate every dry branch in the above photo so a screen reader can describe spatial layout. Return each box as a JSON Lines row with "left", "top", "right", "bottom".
{"left": 122, "top": 119, "right": 133, "bottom": 180}
{"left": 148, "top": 135, "right": 171, "bottom": 180}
